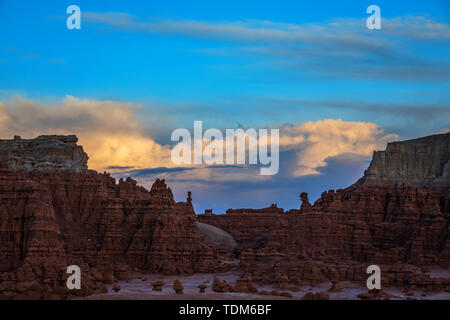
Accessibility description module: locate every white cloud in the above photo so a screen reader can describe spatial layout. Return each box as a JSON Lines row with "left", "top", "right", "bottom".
{"left": 0, "top": 97, "right": 398, "bottom": 179}
{"left": 279, "top": 119, "right": 398, "bottom": 176}
{"left": 85, "top": 13, "right": 450, "bottom": 42}
{"left": 83, "top": 13, "right": 450, "bottom": 82}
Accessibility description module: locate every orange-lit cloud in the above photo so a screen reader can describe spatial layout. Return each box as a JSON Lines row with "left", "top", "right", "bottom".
{"left": 0, "top": 97, "right": 397, "bottom": 179}
{"left": 280, "top": 119, "right": 398, "bottom": 176}
{"left": 0, "top": 96, "right": 174, "bottom": 171}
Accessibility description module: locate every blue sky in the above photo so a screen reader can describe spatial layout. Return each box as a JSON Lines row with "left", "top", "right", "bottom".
{"left": 0, "top": 1, "right": 449, "bottom": 212}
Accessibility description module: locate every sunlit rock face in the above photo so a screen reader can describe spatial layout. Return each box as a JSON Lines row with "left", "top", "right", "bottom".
{"left": 0, "top": 135, "right": 89, "bottom": 172}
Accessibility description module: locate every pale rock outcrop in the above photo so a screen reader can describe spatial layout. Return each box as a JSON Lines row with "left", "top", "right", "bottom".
{"left": 362, "top": 133, "right": 450, "bottom": 187}
{"left": 0, "top": 135, "right": 88, "bottom": 172}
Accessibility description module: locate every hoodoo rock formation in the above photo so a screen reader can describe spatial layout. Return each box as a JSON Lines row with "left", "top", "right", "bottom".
{"left": 0, "top": 135, "right": 222, "bottom": 300}
{"left": 199, "top": 133, "right": 450, "bottom": 292}
{"left": 0, "top": 133, "right": 449, "bottom": 299}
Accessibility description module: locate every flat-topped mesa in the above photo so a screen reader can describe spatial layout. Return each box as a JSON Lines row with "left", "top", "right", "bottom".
{"left": 361, "top": 132, "right": 450, "bottom": 187}
{"left": 225, "top": 203, "right": 284, "bottom": 215}
{"left": 0, "top": 135, "right": 88, "bottom": 172}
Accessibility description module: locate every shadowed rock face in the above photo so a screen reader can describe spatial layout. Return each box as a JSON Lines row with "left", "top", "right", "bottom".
{"left": 199, "top": 133, "right": 450, "bottom": 291}
{"left": 0, "top": 133, "right": 449, "bottom": 299}
{"left": 0, "top": 135, "right": 223, "bottom": 300}
{"left": 0, "top": 135, "right": 88, "bottom": 172}
{"left": 362, "top": 133, "right": 450, "bottom": 187}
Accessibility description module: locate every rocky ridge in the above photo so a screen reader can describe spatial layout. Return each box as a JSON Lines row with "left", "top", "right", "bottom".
{"left": 0, "top": 133, "right": 449, "bottom": 299}
{"left": 199, "top": 133, "right": 450, "bottom": 293}
{"left": 362, "top": 133, "right": 449, "bottom": 184}
{"left": 0, "top": 136, "right": 223, "bottom": 300}
{"left": 0, "top": 135, "right": 88, "bottom": 172}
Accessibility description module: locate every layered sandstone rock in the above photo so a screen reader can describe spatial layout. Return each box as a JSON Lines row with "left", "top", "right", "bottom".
{"left": 199, "top": 133, "right": 450, "bottom": 289}
{"left": 362, "top": 133, "right": 450, "bottom": 186}
{"left": 0, "top": 136, "right": 220, "bottom": 299}
{"left": 226, "top": 204, "right": 284, "bottom": 214}
{"left": 0, "top": 135, "right": 88, "bottom": 172}
{"left": 1, "top": 133, "right": 449, "bottom": 299}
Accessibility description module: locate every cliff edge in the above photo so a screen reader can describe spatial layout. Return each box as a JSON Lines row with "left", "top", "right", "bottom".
{"left": 361, "top": 132, "right": 450, "bottom": 188}
{"left": 0, "top": 135, "right": 88, "bottom": 172}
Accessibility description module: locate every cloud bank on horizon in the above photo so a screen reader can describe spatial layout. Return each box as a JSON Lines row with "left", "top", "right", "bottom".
{"left": 0, "top": 94, "right": 402, "bottom": 212}
{"left": 0, "top": 0, "right": 449, "bottom": 212}
{"left": 0, "top": 95, "right": 397, "bottom": 175}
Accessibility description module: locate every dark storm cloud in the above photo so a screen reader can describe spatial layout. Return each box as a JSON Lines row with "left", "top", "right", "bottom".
{"left": 122, "top": 167, "right": 196, "bottom": 176}
{"left": 106, "top": 166, "right": 135, "bottom": 170}
{"left": 116, "top": 165, "right": 247, "bottom": 178}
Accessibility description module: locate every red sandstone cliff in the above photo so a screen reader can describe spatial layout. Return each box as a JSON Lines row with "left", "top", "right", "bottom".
{"left": 199, "top": 133, "right": 450, "bottom": 291}
{"left": 0, "top": 136, "right": 220, "bottom": 299}
{"left": 0, "top": 133, "right": 449, "bottom": 299}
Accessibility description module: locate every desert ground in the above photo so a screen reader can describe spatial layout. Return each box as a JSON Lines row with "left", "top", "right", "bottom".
{"left": 82, "top": 270, "right": 450, "bottom": 300}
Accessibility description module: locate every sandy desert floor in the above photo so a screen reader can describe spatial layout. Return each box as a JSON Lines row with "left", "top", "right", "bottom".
{"left": 81, "top": 270, "right": 450, "bottom": 300}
